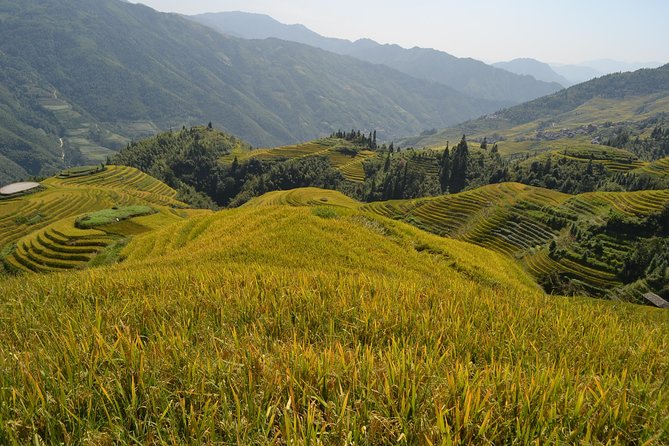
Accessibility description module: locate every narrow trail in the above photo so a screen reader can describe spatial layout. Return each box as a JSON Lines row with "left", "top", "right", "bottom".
{"left": 59, "top": 138, "right": 64, "bottom": 161}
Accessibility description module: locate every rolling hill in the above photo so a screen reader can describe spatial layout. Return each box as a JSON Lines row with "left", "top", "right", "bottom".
{"left": 1, "top": 179, "right": 669, "bottom": 443}
{"left": 0, "top": 0, "right": 502, "bottom": 183}
{"left": 191, "top": 11, "right": 563, "bottom": 104}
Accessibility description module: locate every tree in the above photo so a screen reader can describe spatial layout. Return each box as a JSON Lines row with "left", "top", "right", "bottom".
{"left": 450, "top": 135, "right": 469, "bottom": 193}
{"left": 480, "top": 137, "right": 488, "bottom": 150}
{"left": 439, "top": 147, "right": 451, "bottom": 193}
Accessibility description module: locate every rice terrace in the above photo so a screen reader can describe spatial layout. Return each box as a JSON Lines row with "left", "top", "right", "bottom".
{"left": 1, "top": 0, "right": 669, "bottom": 444}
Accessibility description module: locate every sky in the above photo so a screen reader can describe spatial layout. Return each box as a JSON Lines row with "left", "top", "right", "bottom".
{"left": 132, "top": 0, "right": 668, "bottom": 65}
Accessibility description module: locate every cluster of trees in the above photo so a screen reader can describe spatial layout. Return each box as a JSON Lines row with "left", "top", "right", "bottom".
{"left": 227, "top": 157, "right": 345, "bottom": 207}
{"left": 511, "top": 156, "right": 606, "bottom": 194}
{"left": 620, "top": 238, "right": 669, "bottom": 299}
{"left": 608, "top": 171, "right": 669, "bottom": 191}
{"left": 114, "top": 128, "right": 519, "bottom": 208}
{"left": 114, "top": 126, "right": 353, "bottom": 207}
{"left": 604, "top": 124, "right": 669, "bottom": 161}
{"left": 113, "top": 126, "right": 249, "bottom": 207}
{"left": 353, "top": 136, "right": 509, "bottom": 201}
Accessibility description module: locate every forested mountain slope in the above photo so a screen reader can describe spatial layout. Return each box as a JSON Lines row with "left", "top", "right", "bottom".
{"left": 0, "top": 0, "right": 500, "bottom": 182}
{"left": 402, "top": 64, "right": 669, "bottom": 149}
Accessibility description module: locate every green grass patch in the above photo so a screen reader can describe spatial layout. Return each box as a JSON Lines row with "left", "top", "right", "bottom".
{"left": 75, "top": 206, "right": 155, "bottom": 229}
{"left": 0, "top": 243, "right": 18, "bottom": 275}
{"left": 88, "top": 238, "right": 129, "bottom": 267}
{"left": 14, "top": 212, "right": 45, "bottom": 226}
{"left": 311, "top": 206, "right": 339, "bottom": 219}
{"left": 57, "top": 165, "right": 106, "bottom": 179}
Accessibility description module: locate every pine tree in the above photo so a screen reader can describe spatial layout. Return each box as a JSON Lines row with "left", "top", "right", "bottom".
{"left": 439, "top": 147, "right": 451, "bottom": 193}
{"left": 480, "top": 137, "right": 488, "bottom": 150}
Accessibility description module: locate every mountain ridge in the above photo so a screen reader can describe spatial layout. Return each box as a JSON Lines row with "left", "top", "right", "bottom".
{"left": 190, "top": 11, "right": 563, "bottom": 104}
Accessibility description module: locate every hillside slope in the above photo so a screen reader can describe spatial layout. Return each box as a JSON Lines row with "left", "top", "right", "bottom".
{"left": 0, "top": 0, "right": 502, "bottom": 182}
{"left": 191, "top": 11, "right": 563, "bottom": 104}
{"left": 1, "top": 190, "right": 668, "bottom": 443}
{"left": 402, "top": 64, "right": 669, "bottom": 150}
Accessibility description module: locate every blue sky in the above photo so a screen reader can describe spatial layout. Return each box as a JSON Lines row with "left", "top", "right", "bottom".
{"left": 134, "top": 0, "right": 668, "bottom": 64}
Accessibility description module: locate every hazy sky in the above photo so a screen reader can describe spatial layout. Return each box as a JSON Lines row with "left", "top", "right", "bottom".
{"left": 133, "top": 0, "right": 668, "bottom": 64}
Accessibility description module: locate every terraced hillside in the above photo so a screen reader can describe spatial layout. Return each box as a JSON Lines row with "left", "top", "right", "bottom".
{"left": 0, "top": 165, "right": 189, "bottom": 274}
{"left": 363, "top": 183, "right": 568, "bottom": 251}
{"left": 517, "top": 144, "right": 648, "bottom": 172}
{"left": 243, "top": 187, "right": 360, "bottom": 209}
{"left": 1, "top": 199, "right": 669, "bottom": 443}
{"left": 361, "top": 183, "right": 669, "bottom": 296}
{"left": 229, "top": 138, "right": 378, "bottom": 183}
{"left": 635, "top": 156, "right": 669, "bottom": 175}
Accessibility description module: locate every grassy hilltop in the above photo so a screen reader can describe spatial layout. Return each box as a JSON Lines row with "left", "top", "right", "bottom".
{"left": 1, "top": 170, "right": 669, "bottom": 443}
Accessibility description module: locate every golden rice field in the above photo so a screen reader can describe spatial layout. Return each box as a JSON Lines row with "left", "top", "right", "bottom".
{"left": 2, "top": 171, "right": 669, "bottom": 444}
{"left": 1, "top": 201, "right": 668, "bottom": 444}
{"left": 242, "top": 187, "right": 359, "bottom": 209}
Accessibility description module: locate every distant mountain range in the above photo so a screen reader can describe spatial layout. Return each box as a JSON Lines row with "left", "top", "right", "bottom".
{"left": 191, "top": 11, "right": 563, "bottom": 104}
{"left": 493, "top": 59, "right": 572, "bottom": 87}
{"left": 0, "top": 0, "right": 504, "bottom": 183}
{"left": 495, "top": 58, "right": 664, "bottom": 85}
